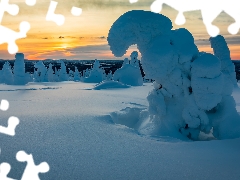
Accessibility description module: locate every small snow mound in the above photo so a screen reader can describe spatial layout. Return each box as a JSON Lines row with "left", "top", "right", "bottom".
{"left": 113, "top": 64, "right": 143, "bottom": 86}
{"left": 107, "top": 10, "right": 172, "bottom": 57}
{"left": 110, "top": 107, "right": 144, "bottom": 129}
{"left": 93, "top": 80, "right": 130, "bottom": 90}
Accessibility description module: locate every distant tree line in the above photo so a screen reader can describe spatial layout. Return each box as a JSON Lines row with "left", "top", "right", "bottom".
{"left": 0, "top": 60, "right": 146, "bottom": 78}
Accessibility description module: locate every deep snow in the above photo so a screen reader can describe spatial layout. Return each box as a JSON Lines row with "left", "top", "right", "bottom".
{"left": 0, "top": 82, "right": 240, "bottom": 180}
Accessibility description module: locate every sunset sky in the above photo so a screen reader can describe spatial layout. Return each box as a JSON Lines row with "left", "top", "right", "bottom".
{"left": 1, "top": 0, "right": 240, "bottom": 60}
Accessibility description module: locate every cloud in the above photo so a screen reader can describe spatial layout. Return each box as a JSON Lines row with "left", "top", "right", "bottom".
{"left": 195, "top": 35, "right": 240, "bottom": 46}
{"left": 20, "top": 0, "right": 153, "bottom": 12}
{"left": 25, "top": 43, "right": 140, "bottom": 60}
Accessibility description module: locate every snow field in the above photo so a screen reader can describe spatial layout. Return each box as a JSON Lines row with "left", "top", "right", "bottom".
{"left": 0, "top": 82, "right": 240, "bottom": 180}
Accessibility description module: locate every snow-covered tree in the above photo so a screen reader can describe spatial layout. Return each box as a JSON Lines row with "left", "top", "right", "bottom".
{"left": 74, "top": 66, "right": 81, "bottom": 81}
{"left": 54, "top": 67, "right": 60, "bottom": 82}
{"left": 1, "top": 62, "right": 13, "bottom": 85}
{"left": 107, "top": 10, "right": 240, "bottom": 140}
{"left": 83, "top": 59, "right": 106, "bottom": 83}
{"left": 0, "top": 70, "right": 3, "bottom": 83}
{"left": 113, "top": 51, "right": 143, "bottom": 86}
{"left": 25, "top": 72, "right": 33, "bottom": 83}
{"left": 34, "top": 61, "right": 47, "bottom": 82}
{"left": 13, "top": 53, "right": 26, "bottom": 85}
{"left": 58, "top": 61, "right": 68, "bottom": 81}
{"left": 68, "top": 68, "right": 74, "bottom": 81}
{"left": 130, "top": 51, "right": 139, "bottom": 67}
{"left": 210, "top": 35, "right": 237, "bottom": 90}
{"left": 47, "top": 63, "right": 56, "bottom": 82}
{"left": 106, "top": 70, "right": 113, "bottom": 81}
{"left": 82, "top": 68, "right": 90, "bottom": 78}
{"left": 122, "top": 58, "right": 129, "bottom": 66}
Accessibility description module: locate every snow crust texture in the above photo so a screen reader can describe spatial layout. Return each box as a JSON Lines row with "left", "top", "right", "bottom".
{"left": 131, "top": 0, "right": 240, "bottom": 37}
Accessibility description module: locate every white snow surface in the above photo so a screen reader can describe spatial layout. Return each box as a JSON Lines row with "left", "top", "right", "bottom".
{"left": 0, "top": 82, "right": 240, "bottom": 180}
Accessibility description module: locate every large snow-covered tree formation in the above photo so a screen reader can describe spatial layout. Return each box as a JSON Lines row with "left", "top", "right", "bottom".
{"left": 107, "top": 10, "right": 240, "bottom": 140}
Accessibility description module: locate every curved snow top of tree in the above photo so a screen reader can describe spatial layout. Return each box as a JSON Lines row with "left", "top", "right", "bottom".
{"left": 108, "top": 10, "right": 240, "bottom": 140}
{"left": 107, "top": 10, "right": 172, "bottom": 57}
{"left": 209, "top": 35, "right": 233, "bottom": 71}
{"left": 93, "top": 59, "right": 100, "bottom": 69}
{"left": 108, "top": 10, "right": 198, "bottom": 85}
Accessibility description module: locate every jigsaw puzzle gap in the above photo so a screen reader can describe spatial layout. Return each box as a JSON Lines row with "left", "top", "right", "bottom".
{"left": 0, "top": 0, "right": 30, "bottom": 54}
{"left": 0, "top": 116, "right": 19, "bottom": 136}
{"left": 71, "top": 6, "right": 82, "bottom": 16}
{"left": 129, "top": 0, "right": 138, "bottom": 3}
{"left": 0, "top": 0, "right": 19, "bottom": 24}
{"left": 46, "top": 0, "right": 65, "bottom": 26}
{"left": 25, "top": 0, "right": 36, "bottom": 6}
{"left": 150, "top": 0, "right": 240, "bottom": 36}
{"left": 16, "top": 151, "right": 50, "bottom": 180}
{"left": 0, "top": 162, "right": 16, "bottom": 180}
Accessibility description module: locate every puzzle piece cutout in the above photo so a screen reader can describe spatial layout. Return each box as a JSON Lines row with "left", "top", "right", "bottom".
{"left": 0, "top": 162, "right": 16, "bottom": 180}
{"left": 25, "top": 0, "right": 37, "bottom": 6}
{"left": 0, "top": 21, "right": 30, "bottom": 54}
{"left": 0, "top": 116, "right": 19, "bottom": 136}
{"left": 0, "top": 100, "right": 20, "bottom": 136}
{"left": 0, "top": 0, "right": 32, "bottom": 54}
{"left": 0, "top": 151, "right": 50, "bottom": 180}
{"left": 46, "top": 0, "right": 82, "bottom": 25}
{"left": 71, "top": 6, "right": 82, "bottom": 17}
{"left": 0, "top": 99, "right": 9, "bottom": 111}
{"left": 46, "top": 0, "right": 65, "bottom": 26}
{"left": 131, "top": 0, "right": 240, "bottom": 37}
{"left": 0, "top": 0, "right": 19, "bottom": 24}
{"left": 16, "top": 151, "right": 50, "bottom": 180}
{"left": 129, "top": 0, "right": 138, "bottom": 4}
{"left": 0, "top": 0, "right": 82, "bottom": 53}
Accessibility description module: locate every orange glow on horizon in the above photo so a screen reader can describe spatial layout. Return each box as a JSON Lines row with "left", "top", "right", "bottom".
{"left": 1, "top": 41, "right": 239, "bottom": 60}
